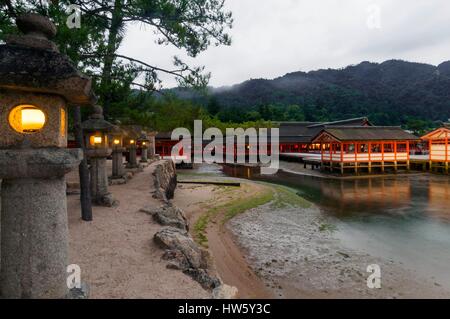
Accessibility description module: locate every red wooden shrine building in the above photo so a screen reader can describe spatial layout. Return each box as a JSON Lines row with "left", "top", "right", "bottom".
{"left": 421, "top": 123, "right": 450, "bottom": 172}
{"left": 278, "top": 117, "right": 372, "bottom": 153}
{"left": 311, "top": 126, "right": 419, "bottom": 174}
{"left": 155, "top": 117, "right": 374, "bottom": 157}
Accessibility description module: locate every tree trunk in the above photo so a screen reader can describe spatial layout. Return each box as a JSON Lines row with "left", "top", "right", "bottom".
{"left": 73, "top": 105, "right": 93, "bottom": 221}
{"left": 99, "top": 0, "right": 123, "bottom": 119}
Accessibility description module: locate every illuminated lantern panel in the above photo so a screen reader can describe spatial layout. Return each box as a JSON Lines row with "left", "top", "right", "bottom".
{"left": 130, "top": 139, "right": 135, "bottom": 145}
{"left": 142, "top": 142, "right": 147, "bottom": 146}
{"left": 113, "top": 139, "right": 120, "bottom": 145}
{"left": 9, "top": 105, "right": 46, "bottom": 133}
{"left": 90, "top": 135, "right": 103, "bottom": 146}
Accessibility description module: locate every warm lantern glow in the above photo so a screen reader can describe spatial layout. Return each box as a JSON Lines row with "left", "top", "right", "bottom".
{"left": 9, "top": 105, "right": 46, "bottom": 133}
{"left": 90, "top": 135, "right": 102, "bottom": 146}
{"left": 113, "top": 139, "right": 120, "bottom": 145}
{"left": 130, "top": 139, "right": 135, "bottom": 145}
{"left": 142, "top": 142, "right": 147, "bottom": 146}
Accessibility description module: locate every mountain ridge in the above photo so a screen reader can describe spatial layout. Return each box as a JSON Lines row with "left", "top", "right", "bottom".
{"left": 165, "top": 59, "right": 450, "bottom": 126}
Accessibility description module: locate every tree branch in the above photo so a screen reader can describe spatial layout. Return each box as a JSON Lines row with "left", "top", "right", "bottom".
{"left": 82, "top": 52, "right": 190, "bottom": 80}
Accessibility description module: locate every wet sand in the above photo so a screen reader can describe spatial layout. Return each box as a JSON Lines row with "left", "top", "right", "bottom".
{"left": 228, "top": 203, "right": 450, "bottom": 298}
{"left": 174, "top": 182, "right": 273, "bottom": 298}
{"left": 174, "top": 171, "right": 450, "bottom": 299}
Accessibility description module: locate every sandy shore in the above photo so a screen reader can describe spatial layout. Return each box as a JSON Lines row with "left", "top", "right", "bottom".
{"left": 173, "top": 181, "right": 273, "bottom": 298}
{"left": 67, "top": 161, "right": 209, "bottom": 299}
{"left": 174, "top": 171, "right": 450, "bottom": 299}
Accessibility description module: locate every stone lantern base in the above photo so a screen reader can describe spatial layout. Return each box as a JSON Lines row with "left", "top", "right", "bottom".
{"left": 140, "top": 147, "right": 148, "bottom": 163}
{"left": 0, "top": 148, "right": 82, "bottom": 299}
{"left": 86, "top": 148, "right": 118, "bottom": 207}
{"left": 126, "top": 146, "right": 140, "bottom": 169}
{"left": 111, "top": 147, "right": 126, "bottom": 179}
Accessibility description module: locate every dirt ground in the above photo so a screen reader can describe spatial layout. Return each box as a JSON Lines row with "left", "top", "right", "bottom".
{"left": 67, "top": 161, "right": 210, "bottom": 299}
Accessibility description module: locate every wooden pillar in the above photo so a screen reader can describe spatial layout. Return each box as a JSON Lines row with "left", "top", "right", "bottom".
{"left": 320, "top": 142, "right": 324, "bottom": 171}
{"left": 406, "top": 141, "right": 410, "bottom": 171}
{"left": 429, "top": 139, "right": 433, "bottom": 172}
{"left": 368, "top": 142, "right": 372, "bottom": 174}
{"left": 354, "top": 143, "right": 358, "bottom": 174}
{"left": 381, "top": 142, "right": 385, "bottom": 173}
{"left": 340, "top": 143, "right": 344, "bottom": 175}
{"left": 329, "top": 143, "right": 333, "bottom": 172}
{"left": 445, "top": 133, "right": 449, "bottom": 174}
{"left": 394, "top": 141, "right": 398, "bottom": 173}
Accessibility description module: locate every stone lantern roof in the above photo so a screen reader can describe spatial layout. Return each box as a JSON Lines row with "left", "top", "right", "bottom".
{"left": 138, "top": 132, "right": 150, "bottom": 142}
{"left": 110, "top": 124, "right": 128, "bottom": 137}
{"left": 0, "top": 13, "right": 96, "bottom": 106}
{"left": 82, "top": 105, "right": 115, "bottom": 132}
{"left": 122, "top": 125, "right": 146, "bottom": 139}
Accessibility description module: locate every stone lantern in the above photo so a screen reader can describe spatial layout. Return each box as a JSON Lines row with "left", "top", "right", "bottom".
{"left": 125, "top": 130, "right": 140, "bottom": 169}
{"left": 138, "top": 133, "right": 150, "bottom": 163}
{"left": 147, "top": 131, "right": 157, "bottom": 159}
{"left": 0, "top": 13, "right": 95, "bottom": 298}
{"left": 82, "top": 106, "right": 117, "bottom": 207}
{"left": 109, "top": 125, "right": 127, "bottom": 180}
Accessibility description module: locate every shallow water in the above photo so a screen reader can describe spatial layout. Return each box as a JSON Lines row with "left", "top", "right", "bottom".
{"left": 214, "top": 164, "right": 450, "bottom": 290}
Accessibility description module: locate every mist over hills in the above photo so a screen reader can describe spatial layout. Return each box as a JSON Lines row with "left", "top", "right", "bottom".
{"left": 166, "top": 59, "right": 450, "bottom": 127}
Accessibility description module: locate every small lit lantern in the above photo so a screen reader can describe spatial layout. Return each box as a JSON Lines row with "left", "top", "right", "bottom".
{"left": 109, "top": 125, "right": 127, "bottom": 180}
{"left": 138, "top": 133, "right": 150, "bottom": 163}
{"left": 0, "top": 13, "right": 95, "bottom": 298}
{"left": 82, "top": 106, "right": 117, "bottom": 207}
{"left": 122, "top": 126, "right": 141, "bottom": 169}
{"left": 108, "top": 124, "right": 126, "bottom": 149}
{"left": 90, "top": 135, "right": 103, "bottom": 146}
{"left": 82, "top": 106, "right": 112, "bottom": 150}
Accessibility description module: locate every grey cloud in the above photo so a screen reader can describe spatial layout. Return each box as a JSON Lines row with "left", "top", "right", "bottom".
{"left": 120, "top": 0, "right": 450, "bottom": 88}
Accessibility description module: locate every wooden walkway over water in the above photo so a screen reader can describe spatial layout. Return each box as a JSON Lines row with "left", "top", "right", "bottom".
{"left": 280, "top": 153, "right": 449, "bottom": 175}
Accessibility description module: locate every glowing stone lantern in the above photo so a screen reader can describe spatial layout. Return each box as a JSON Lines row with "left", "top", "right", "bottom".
{"left": 82, "top": 106, "right": 117, "bottom": 207}
{"left": 0, "top": 13, "right": 95, "bottom": 298}
{"left": 123, "top": 127, "right": 140, "bottom": 169}
{"left": 108, "top": 125, "right": 127, "bottom": 180}
{"left": 138, "top": 133, "right": 150, "bottom": 163}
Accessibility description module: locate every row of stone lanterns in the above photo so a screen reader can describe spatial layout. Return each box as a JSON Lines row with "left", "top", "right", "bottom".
{"left": 81, "top": 105, "right": 118, "bottom": 207}
{"left": 0, "top": 13, "right": 96, "bottom": 298}
{"left": 81, "top": 114, "right": 156, "bottom": 206}
{"left": 0, "top": 13, "right": 158, "bottom": 298}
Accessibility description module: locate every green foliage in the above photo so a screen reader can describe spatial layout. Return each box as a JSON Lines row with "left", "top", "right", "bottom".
{"left": 1, "top": 0, "right": 233, "bottom": 120}
{"left": 194, "top": 185, "right": 274, "bottom": 248}
{"left": 404, "top": 117, "right": 435, "bottom": 135}
{"left": 271, "top": 185, "right": 311, "bottom": 209}
{"left": 110, "top": 91, "right": 274, "bottom": 132}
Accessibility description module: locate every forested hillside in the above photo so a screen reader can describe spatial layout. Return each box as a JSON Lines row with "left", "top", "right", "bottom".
{"left": 168, "top": 60, "right": 450, "bottom": 132}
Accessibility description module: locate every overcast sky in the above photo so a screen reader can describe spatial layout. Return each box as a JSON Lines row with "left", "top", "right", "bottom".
{"left": 120, "top": 0, "right": 450, "bottom": 88}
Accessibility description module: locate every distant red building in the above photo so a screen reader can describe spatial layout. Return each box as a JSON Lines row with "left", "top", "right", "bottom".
{"left": 278, "top": 117, "right": 372, "bottom": 153}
